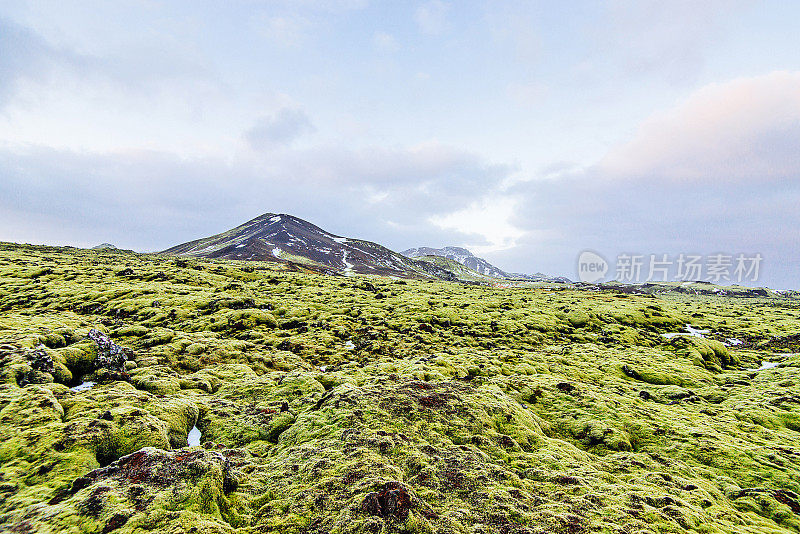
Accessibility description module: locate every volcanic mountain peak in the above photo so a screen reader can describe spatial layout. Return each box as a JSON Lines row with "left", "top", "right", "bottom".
{"left": 163, "top": 213, "right": 460, "bottom": 280}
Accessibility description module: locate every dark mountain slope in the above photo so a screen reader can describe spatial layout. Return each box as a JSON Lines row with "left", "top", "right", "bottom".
{"left": 163, "top": 213, "right": 453, "bottom": 280}
{"left": 401, "top": 246, "right": 510, "bottom": 278}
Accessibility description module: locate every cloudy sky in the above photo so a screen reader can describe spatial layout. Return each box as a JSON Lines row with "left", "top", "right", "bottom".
{"left": 1, "top": 1, "right": 799, "bottom": 288}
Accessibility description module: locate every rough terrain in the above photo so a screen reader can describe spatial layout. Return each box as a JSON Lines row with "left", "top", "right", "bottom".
{"left": 0, "top": 242, "right": 798, "bottom": 533}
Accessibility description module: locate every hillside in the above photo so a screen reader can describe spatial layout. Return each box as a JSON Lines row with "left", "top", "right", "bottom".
{"left": 413, "top": 254, "right": 494, "bottom": 282}
{"left": 401, "top": 246, "right": 511, "bottom": 278}
{"left": 402, "top": 246, "right": 571, "bottom": 283}
{"left": 164, "top": 213, "right": 458, "bottom": 281}
{"left": 0, "top": 242, "right": 799, "bottom": 533}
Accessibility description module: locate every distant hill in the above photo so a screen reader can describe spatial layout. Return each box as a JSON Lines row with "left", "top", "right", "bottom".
{"left": 162, "top": 213, "right": 459, "bottom": 280}
{"left": 506, "top": 272, "right": 573, "bottom": 283}
{"left": 401, "top": 246, "right": 510, "bottom": 278}
{"left": 91, "top": 243, "right": 117, "bottom": 250}
{"left": 413, "top": 255, "right": 495, "bottom": 282}
{"left": 402, "top": 245, "right": 571, "bottom": 283}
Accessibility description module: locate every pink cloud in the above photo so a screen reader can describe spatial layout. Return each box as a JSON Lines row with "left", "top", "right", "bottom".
{"left": 601, "top": 71, "right": 800, "bottom": 183}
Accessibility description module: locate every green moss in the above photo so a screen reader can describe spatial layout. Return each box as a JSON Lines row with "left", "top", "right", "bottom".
{"left": 0, "top": 242, "right": 799, "bottom": 533}
{"left": 56, "top": 339, "right": 98, "bottom": 379}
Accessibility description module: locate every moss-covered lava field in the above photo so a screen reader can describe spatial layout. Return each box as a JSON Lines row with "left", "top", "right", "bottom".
{"left": 0, "top": 242, "right": 799, "bottom": 533}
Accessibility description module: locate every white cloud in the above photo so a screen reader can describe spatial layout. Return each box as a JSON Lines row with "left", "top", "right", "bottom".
{"left": 485, "top": 3, "right": 542, "bottom": 64}
{"left": 252, "top": 1, "right": 369, "bottom": 47}
{"left": 429, "top": 196, "right": 526, "bottom": 253}
{"left": 264, "top": 140, "right": 505, "bottom": 189}
{"left": 281, "top": 0, "right": 369, "bottom": 12}
{"left": 245, "top": 108, "right": 315, "bottom": 150}
{"left": 500, "top": 71, "right": 800, "bottom": 287}
{"left": 0, "top": 17, "right": 56, "bottom": 106}
{"left": 506, "top": 82, "right": 547, "bottom": 108}
{"left": 0, "top": 16, "right": 235, "bottom": 158}
{"left": 415, "top": 1, "right": 449, "bottom": 35}
{"left": 597, "top": 0, "right": 750, "bottom": 84}
{"left": 601, "top": 71, "right": 800, "bottom": 182}
{"left": 260, "top": 15, "right": 312, "bottom": 47}
{"left": 373, "top": 31, "right": 399, "bottom": 52}
{"left": 0, "top": 138, "right": 514, "bottom": 254}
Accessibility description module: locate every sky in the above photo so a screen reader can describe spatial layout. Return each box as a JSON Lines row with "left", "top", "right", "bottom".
{"left": 1, "top": 0, "right": 799, "bottom": 288}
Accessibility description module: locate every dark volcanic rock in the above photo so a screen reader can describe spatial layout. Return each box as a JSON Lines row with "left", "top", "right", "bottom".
{"left": 25, "top": 345, "right": 55, "bottom": 374}
{"left": 19, "top": 345, "right": 56, "bottom": 386}
{"left": 88, "top": 329, "right": 129, "bottom": 375}
{"left": 83, "top": 448, "right": 238, "bottom": 492}
{"left": 361, "top": 481, "right": 413, "bottom": 520}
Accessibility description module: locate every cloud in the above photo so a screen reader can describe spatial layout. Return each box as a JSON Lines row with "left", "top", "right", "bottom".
{"left": 597, "top": 0, "right": 749, "bottom": 84}
{"left": 258, "top": 141, "right": 513, "bottom": 218}
{"left": 0, "top": 17, "right": 66, "bottom": 107}
{"left": 245, "top": 108, "right": 315, "bottom": 150}
{"left": 485, "top": 3, "right": 542, "bottom": 65}
{"left": 274, "top": 0, "right": 369, "bottom": 12}
{"left": 0, "top": 147, "right": 243, "bottom": 249}
{"left": 498, "top": 71, "right": 800, "bottom": 287}
{"left": 0, "top": 16, "right": 213, "bottom": 107}
{"left": 506, "top": 82, "right": 547, "bottom": 108}
{"left": 0, "top": 139, "right": 513, "bottom": 255}
{"left": 430, "top": 195, "right": 526, "bottom": 253}
{"left": 0, "top": 17, "right": 231, "bottom": 158}
{"left": 601, "top": 71, "right": 800, "bottom": 182}
{"left": 259, "top": 15, "right": 313, "bottom": 47}
{"left": 373, "top": 31, "right": 399, "bottom": 52}
{"left": 415, "top": 1, "right": 449, "bottom": 35}
{"left": 252, "top": 1, "right": 368, "bottom": 47}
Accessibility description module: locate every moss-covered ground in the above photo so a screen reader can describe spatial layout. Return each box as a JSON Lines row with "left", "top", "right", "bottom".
{"left": 0, "top": 242, "right": 799, "bottom": 533}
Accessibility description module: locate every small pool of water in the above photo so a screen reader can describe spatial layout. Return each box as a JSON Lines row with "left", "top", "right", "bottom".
{"left": 187, "top": 425, "right": 201, "bottom": 447}
{"left": 70, "top": 381, "right": 95, "bottom": 392}
{"left": 750, "top": 361, "right": 780, "bottom": 371}
{"left": 344, "top": 341, "right": 355, "bottom": 350}
{"left": 661, "top": 324, "right": 710, "bottom": 340}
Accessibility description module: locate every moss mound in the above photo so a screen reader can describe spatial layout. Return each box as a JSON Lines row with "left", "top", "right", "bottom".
{"left": 0, "top": 242, "right": 798, "bottom": 533}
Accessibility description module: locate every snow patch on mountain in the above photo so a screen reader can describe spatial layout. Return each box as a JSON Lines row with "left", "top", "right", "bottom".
{"left": 163, "top": 212, "right": 457, "bottom": 280}
{"left": 401, "top": 246, "right": 509, "bottom": 279}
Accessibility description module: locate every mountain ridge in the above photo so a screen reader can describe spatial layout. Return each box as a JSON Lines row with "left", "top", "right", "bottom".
{"left": 400, "top": 246, "right": 510, "bottom": 278}
{"left": 163, "top": 213, "right": 460, "bottom": 281}
{"left": 401, "top": 245, "right": 571, "bottom": 283}
{"left": 164, "top": 213, "right": 572, "bottom": 283}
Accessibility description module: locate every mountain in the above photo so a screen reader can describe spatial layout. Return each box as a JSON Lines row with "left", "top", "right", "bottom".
{"left": 91, "top": 243, "right": 117, "bottom": 250}
{"left": 507, "top": 272, "right": 573, "bottom": 283}
{"left": 401, "top": 246, "right": 510, "bottom": 278}
{"left": 402, "top": 246, "right": 572, "bottom": 283}
{"left": 413, "top": 255, "right": 495, "bottom": 282}
{"left": 162, "top": 213, "right": 458, "bottom": 280}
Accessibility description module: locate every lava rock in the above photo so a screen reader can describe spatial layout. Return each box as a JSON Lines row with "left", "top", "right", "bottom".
{"left": 360, "top": 481, "right": 413, "bottom": 521}
{"left": 88, "top": 329, "right": 130, "bottom": 374}
{"left": 26, "top": 345, "right": 55, "bottom": 374}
